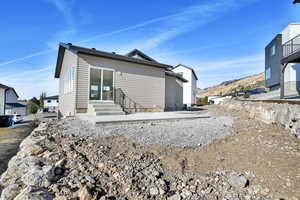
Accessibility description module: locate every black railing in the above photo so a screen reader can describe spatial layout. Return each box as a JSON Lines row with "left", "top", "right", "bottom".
{"left": 283, "top": 34, "right": 300, "bottom": 58}
{"left": 114, "top": 88, "right": 143, "bottom": 114}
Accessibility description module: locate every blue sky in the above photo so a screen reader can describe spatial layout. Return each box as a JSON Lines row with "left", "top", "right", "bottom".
{"left": 0, "top": 0, "right": 299, "bottom": 99}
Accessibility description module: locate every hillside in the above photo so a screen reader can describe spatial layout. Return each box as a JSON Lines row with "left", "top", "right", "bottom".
{"left": 197, "top": 72, "right": 266, "bottom": 98}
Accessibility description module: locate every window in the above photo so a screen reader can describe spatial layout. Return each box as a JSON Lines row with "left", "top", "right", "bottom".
{"left": 56, "top": 100, "right": 59, "bottom": 103}
{"left": 64, "top": 67, "right": 75, "bottom": 94}
{"left": 47, "top": 100, "right": 51, "bottom": 103}
{"left": 265, "top": 67, "right": 271, "bottom": 80}
{"left": 270, "top": 45, "right": 276, "bottom": 56}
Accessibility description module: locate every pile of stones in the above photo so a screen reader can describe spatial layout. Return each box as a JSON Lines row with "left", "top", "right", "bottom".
{"left": 0, "top": 120, "right": 272, "bottom": 200}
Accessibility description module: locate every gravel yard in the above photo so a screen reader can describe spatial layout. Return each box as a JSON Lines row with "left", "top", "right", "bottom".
{"left": 0, "top": 105, "right": 299, "bottom": 200}
{"left": 64, "top": 112, "right": 233, "bottom": 147}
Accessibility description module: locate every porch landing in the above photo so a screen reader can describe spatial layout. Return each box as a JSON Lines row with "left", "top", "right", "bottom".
{"left": 77, "top": 111, "right": 210, "bottom": 124}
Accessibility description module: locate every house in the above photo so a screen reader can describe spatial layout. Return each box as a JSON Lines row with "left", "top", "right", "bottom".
{"left": 172, "top": 64, "right": 198, "bottom": 107}
{"left": 55, "top": 43, "right": 189, "bottom": 116}
{"left": 0, "top": 84, "right": 27, "bottom": 116}
{"left": 44, "top": 95, "right": 59, "bottom": 112}
{"left": 294, "top": 0, "right": 300, "bottom": 4}
{"left": 265, "top": 23, "right": 300, "bottom": 97}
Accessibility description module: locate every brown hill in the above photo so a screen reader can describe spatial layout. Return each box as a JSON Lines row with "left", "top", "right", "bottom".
{"left": 197, "top": 72, "right": 266, "bottom": 98}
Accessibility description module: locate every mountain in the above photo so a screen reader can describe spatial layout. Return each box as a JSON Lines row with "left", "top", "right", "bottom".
{"left": 197, "top": 72, "right": 266, "bottom": 98}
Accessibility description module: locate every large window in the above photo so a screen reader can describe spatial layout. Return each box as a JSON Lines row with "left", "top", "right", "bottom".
{"left": 64, "top": 67, "right": 75, "bottom": 94}
{"left": 270, "top": 45, "right": 276, "bottom": 56}
{"left": 265, "top": 67, "right": 271, "bottom": 80}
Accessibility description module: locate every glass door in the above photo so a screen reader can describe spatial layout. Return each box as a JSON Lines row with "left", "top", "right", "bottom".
{"left": 102, "top": 70, "right": 114, "bottom": 101}
{"left": 90, "top": 68, "right": 114, "bottom": 101}
{"left": 90, "top": 68, "right": 102, "bottom": 100}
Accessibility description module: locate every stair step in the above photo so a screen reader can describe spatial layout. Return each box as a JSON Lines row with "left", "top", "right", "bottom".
{"left": 95, "top": 111, "right": 125, "bottom": 116}
{"left": 90, "top": 101, "right": 115, "bottom": 105}
{"left": 93, "top": 105, "right": 121, "bottom": 109}
{"left": 94, "top": 107, "right": 123, "bottom": 112}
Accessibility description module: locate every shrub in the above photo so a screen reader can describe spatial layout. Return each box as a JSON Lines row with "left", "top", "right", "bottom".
{"left": 29, "top": 104, "right": 38, "bottom": 114}
{"left": 243, "top": 93, "right": 250, "bottom": 98}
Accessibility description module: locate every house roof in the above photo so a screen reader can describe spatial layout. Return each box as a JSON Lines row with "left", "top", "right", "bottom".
{"left": 126, "top": 49, "right": 158, "bottom": 62}
{"left": 0, "top": 83, "right": 19, "bottom": 98}
{"left": 45, "top": 95, "right": 59, "bottom": 100}
{"left": 173, "top": 64, "right": 198, "bottom": 80}
{"left": 5, "top": 103, "right": 26, "bottom": 108}
{"left": 55, "top": 43, "right": 172, "bottom": 78}
{"left": 165, "top": 71, "right": 188, "bottom": 82}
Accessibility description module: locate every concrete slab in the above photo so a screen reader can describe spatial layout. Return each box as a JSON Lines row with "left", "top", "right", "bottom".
{"left": 77, "top": 111, "right": 210, "bottom": 124}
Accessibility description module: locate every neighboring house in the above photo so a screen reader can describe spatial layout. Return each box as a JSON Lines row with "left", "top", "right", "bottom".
{"left": 172, "top": 64, "right": 198, "bottom": 107}
{"left": 55, "top": 43, "right": 188, "bottom": 116}
{"left": 44, "top": 95, "right": 59, "bottom": 112}
{"left": 0, "top": 84, "right": 27, "bottom": 116}
{"left": 265, "top": 23, "right": 300, "bottom": 97}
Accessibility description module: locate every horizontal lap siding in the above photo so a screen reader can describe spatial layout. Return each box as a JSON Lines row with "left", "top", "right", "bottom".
{"left": 0, "top": 89, "right": 4, "bottom": 115}
{"left": 77, "top": 54, "right": 165, "bottom": 110}
{"left": 59, "top": 50, "right": 77, "bottom": 116}
{"left": 77, "top": 55, "right": 89, "bottom": 110}
{"left": 165, "top": 75, "right": 184, "bottom": 110}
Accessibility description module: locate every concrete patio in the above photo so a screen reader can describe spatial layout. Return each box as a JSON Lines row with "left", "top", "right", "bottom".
{"left": 77, "top": 111, "right": 210, "bottom": 124}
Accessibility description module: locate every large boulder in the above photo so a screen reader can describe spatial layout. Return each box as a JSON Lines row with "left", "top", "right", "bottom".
{"left": 0, "top": 184, "right": 20, "bottom": 200}
{"left": 0, "top": 156, "right": 42, "bottom": 185}
{"left": 14, "top": 185, "right": 53, "bottom": 200}
{"left": 21, "top": 166, "right": 54, "bottom": 187}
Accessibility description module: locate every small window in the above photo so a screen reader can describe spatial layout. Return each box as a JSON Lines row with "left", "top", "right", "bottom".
{"left": 56, "top": 100, "right": 59, "bottom": 103}
{"left": 47, "top": 100, "right": 51, "bottom": 103}
{"left": 265, "top": 67, "right": 271, "bottom": 80}
{"left": 270, "top": 45, "right": 276, "bottom": 56}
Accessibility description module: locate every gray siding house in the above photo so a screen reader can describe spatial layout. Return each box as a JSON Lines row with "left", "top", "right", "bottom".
{"left": 55, "top": 43, "right": 187, "bottom": 116}
{"left": 0, "top": 84, "right": 27, "bottom": 116}
{"left": 265, "top": 34, "right": 282, "bottom": 91}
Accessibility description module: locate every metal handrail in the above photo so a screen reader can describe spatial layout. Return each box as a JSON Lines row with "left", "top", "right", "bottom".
{"left": 282, "top": 34, "right": 300, "bottom": 58}
{"left": 114, "top": 88, "right": 143, "bottom": 114}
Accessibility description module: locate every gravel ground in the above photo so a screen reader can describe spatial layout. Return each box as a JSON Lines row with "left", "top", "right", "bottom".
{"left": 63, "top": 111, "right": 233, "bottom": 147}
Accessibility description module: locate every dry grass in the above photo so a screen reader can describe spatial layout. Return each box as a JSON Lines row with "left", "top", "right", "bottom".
{"left": 198, "top": 72, "right": 266, "bottom": 98}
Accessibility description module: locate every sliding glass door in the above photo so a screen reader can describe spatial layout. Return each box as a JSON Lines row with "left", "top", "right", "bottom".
{"left": 89, "top": 68, "right": 114, "bottom": 101}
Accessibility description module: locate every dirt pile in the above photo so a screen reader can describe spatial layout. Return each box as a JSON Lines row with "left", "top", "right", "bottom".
{"left": 0, "top": 120, "right": 273, "bottom": 200}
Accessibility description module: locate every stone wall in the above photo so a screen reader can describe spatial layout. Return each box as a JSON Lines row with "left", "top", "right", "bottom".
{"left": 220, "top": 100, "right": 300, "bottom": 139}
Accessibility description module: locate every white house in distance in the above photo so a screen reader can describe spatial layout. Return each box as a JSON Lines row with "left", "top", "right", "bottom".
{"left": 0, "top": 83, "right": 27, "bottom": 116}
{"left": 172, "top": 64, "right": 198, "bottom": 106}
{"left": 44, "top": 95, "right": 59, "bottom": 112}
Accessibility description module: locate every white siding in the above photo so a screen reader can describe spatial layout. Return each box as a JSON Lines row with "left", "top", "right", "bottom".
{"left": 58, "top": 50, "right": 77, "bottom": 116}
{"left": 165, "top": 75, "right": 184, "bottom": 111}
{"left": 77, "top": 54, "right": 166, "bottom": 111}
{"left": 282, "top": 23, "right": 300, "bottom": 43}
{"left": 172, "top": 65, "right": 197, "bottom": 106}
{"left": 44, "top": 99, "right": 59, "bottom": 108}
{"left": 0, "top": 88, "right": 5, "bottom": 115}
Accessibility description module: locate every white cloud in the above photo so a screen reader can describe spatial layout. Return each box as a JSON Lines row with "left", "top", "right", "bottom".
{"left": 117, "top": 0, "right": 258, "bottom": 52}
{"left": 195, "top": 54, "right": 264, "bottom": 71}
{"left": 0, "top": 66, "right": 57, "bottom": 99}
{"left": 46, "top": 0, "right": 74, "bottom": 26}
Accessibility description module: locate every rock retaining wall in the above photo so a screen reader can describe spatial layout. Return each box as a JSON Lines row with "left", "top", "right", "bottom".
{"left": 220, "top": 100, "right": 300, "bottom": 139}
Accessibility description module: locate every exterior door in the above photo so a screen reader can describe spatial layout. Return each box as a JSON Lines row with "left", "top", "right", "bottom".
{"left": 89, "top": 68, "right": 114, "bottom": 101}
{"left": 90, "top": 68, "right": 102, "bottom": 100}
{"left": 102, "top": 70, "right": 114, "bottom": 101}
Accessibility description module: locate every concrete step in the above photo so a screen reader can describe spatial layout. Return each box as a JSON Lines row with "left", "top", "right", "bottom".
{"left": 90, "top": 101, "right": 115, "bottom": 105}
{"left": 95, "top": 111, "right": 125, "bottom": 116}
{"left": 94, "top": 107, "right": 123, "bottom": 112}
{"left": 92, "top": 104, "right": 121, "bottom": 108}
